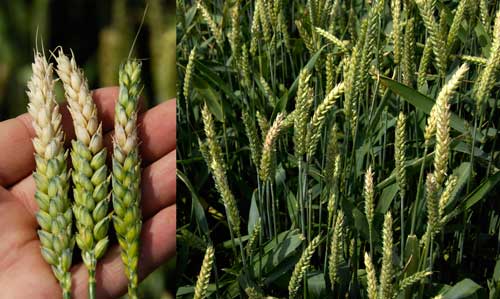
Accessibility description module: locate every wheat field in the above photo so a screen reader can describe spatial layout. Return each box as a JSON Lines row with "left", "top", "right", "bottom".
{"left": 177, "top": 0, "right": 500, "bottom": 298}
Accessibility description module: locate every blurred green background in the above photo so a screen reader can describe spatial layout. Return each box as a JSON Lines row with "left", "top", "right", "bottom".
{"left": 0, "top": 0, "right": 176, "bottom": 120}
{"left": 0, "top": 0, "right": 176, "bottom": 298}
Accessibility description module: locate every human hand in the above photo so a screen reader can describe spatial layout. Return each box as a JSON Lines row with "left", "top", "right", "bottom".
{"left": 0, "top": 87, "right": 176, "bottom": 298}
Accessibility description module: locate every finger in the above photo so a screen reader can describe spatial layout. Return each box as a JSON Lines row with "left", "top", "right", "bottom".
{"left": 9, "top": 149, "right": 176, "bottom": 222}
{"left": 0, "top": 87, "right": 119, "bottom": 187}
{"left": 71, "top": 204, "right": 176, "bottom": 299}
{"left": 141, "top": 149, "right": 176, "bottom": 218}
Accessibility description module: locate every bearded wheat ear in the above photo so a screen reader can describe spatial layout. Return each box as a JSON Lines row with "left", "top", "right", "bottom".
{"left": 29, "top": 52, "right": 74, "bottom": 299}
{"left": 112, "top": 59, "right": 143, "bottom": 299}
{"left": 55, "top": 50, "right": 110, "bottom": 299}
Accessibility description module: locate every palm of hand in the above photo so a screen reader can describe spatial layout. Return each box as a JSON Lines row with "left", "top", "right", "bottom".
{"left": 0, "top": 88, "right": 176, "bottom": 299}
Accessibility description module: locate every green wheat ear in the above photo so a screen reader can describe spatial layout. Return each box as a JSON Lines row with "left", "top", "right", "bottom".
{"left": 113, "top": 59, "right": 143, "bottom": 299}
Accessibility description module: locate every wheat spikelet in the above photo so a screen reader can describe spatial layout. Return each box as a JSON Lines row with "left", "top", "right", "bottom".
{"left": 314, "top": 27, "right": 348, "bottom": 52}
{"left": 293, "top": 69, "right": 312, "bottom": 157}
{"left": 364, "top": 165, "right": 375, "bottom": 226}
{"left": 363, "top": 252, "right": 377, "bottom": 299}
{"left": 229, "top": 5, "right": 241, "bottom": 60}
{"left": 246, "top": 219, "right": 262, "bottom": 255}
{"left": 343, "top": 46, "right": 360, "bottom": 131}
{"left": 479, "top": 0, "right": 488, "bottom": 30}
{"left": 391, "top": 0, "right": 402, "bottom": 63}
{"left": 197, "top": 1, "right": 224, "bottom": 47}
{"left": 394, "top": 271, "right": 432, "bottom": 298}
{"left": 425, "top": 64, "right": 468, "bottom": 148}
{"left": 256, "top": 110, "right": 270, "bottom": 142}
{"left": 447, "top": 0, "right": 468, "bottom": 53}
{"left": 259, "top": 75, "right": 275, "bottom": 106}
{"left": 402, "top": 18, "right": 415, "bottom": 86}
{"left": 250, "top": 0, "right": 262, "bottom": 56}
{"left": 296, "top": 20, "right": 316, "bottom": 55}
{"left": 306, "top": 82, "right": 345, "bottom": 158}
{"left": 242, "top": 110, "right": 262, "bottom": 167}
{"left": 417, "top": 40, "right": 432, "bottom": 90}
{"left": 379, "top": 212, "right": 394, "bottom": 299}
{"left": 289, "top": 235, "right": 321, "bottom": 298}
{"left": 240, "top": 43, "right": 251, "bottom": 88}
{"left": 326, "top": 53, "right": 335, "bottom": 93}
{"left": 475, "top": 9, "right": 500, "bottom": 110}
{"left": 184, "top": 47, "right": 196, "bottom": 100}
{"left": 395, "top": 112, "right": 407, "bottom": 199}
{"left": 28, "top": 52, "right": 74, "bottom": 299}
{"left": 278, "top": 10, "right": 290, "bottom": 49}
{"left": 415, "top": 0, "right": 447, "bottom": 77}
{"left": 259, "top": 0, "right": 272, "bottom": 42}
{"left": 55, "top": 50, "right": 110, "bottom": 298}
{"left": 201, "top": 104, "right": 241, "bottom": 236}
{"left": 259, "top": 113, "right": 286, "bottom": 182}
{"left": 194, "top": 245, "right": 215, "bottom": 299}
{"left": 360, "top": 0, "right": 384, "bottom": 86}
{"left": 329, "top": 211, "right": 344, "bottom": 288}
{"left": 438, "top": 175, "right": 457, "bottom": 220}
{"left": 459, "top": 55, "right": 487, "bottom": 65}
{"left": 433, "top": 64, "right": 469, "bottom": 185}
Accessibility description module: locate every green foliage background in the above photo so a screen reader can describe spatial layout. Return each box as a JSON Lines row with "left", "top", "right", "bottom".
{"left": 177, "top": 0, "right": 500, "bottom": 298}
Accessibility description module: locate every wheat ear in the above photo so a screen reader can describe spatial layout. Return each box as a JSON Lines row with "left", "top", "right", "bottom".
{"left": 306, "top": 82, "right": 345, "bottom": 158}
{"left": 433, "top": 64, "right": 469, "bottom": 185}
{"left": 259, "top": 113, "right": 286, "bottom": 182}
{"left": 55, "top": 50, "right": 110, "bottom": 299}
{"left": 194, "top": 245, "right": 215, "bottom": 299}
{"left": 379, "top": 212, "right": 394, "bottom": 299}
{"left": 183, "top": 47, "right": 196, "bottom": 100}
{"left": 363, "top": 252, "right": 377, "bottom": 299}
{"left": 201, "top": 104, "right": 241, "bottom": 237}
{"left": 112, "top": 60, "right": 143, "bottom": 299}
{"left": 29, "top": 52, "right": 74, "bottom": 299}
{"left": 289, "top": 235, "right": 321, "bottom": 298}
{"left": 329, "top": 211, "right": 344, "bottom": 289}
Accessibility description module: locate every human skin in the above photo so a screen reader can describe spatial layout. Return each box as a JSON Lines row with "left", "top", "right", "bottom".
{"left": 0, "top": 87, "right": 176, "bottom": 299}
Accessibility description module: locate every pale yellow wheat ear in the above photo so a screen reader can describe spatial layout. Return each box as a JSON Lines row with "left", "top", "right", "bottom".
{"left": 55, "top": 49, "right": 110, "bottom": 299}
{"left": 363, "top": 252, "right": 377, "bottom": 299}
{"left": 433, "top": 64, "right": 469, "bottom": 185}
{"left": 112, "top": 59, "right": 144, "bottom": 299}
{"left": 28, "top": 52, "right": 74, "bottom": 299}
